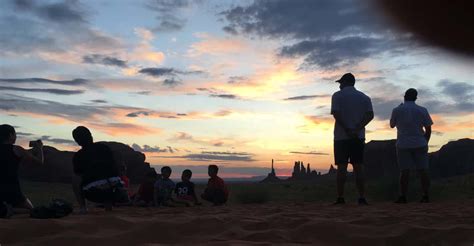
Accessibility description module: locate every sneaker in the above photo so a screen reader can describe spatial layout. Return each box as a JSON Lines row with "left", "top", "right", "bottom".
{"left": 394, "top": 196, "right": 407, "bottom": 204}
{"left": 333, "top": 197, "right": 345, "bottom": 205}
{"left": 358, "top": 197, "right": 369, "bottom": 205}
{"left": 420, "top": 195, "right": 430, "bottom": 203}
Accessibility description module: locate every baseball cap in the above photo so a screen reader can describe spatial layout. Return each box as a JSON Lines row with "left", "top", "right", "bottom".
{"left": 335, "top": 73, "right": 355, "bottom": 84}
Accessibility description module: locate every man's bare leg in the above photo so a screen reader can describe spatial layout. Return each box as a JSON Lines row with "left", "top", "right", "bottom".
{"left": 336, "top": 164, "right": 348, "bottom": 198}
{"left": 353, "top": 163, "right": 365, "bottom": 198}
{"left": 399, "top": 169, "right": 410, "bottom": 198}
{"left": 417, "top": 169, "right": 430, "bottom": 202}
{"left": 72, "top": 175, "right": 88, "bottom": 214}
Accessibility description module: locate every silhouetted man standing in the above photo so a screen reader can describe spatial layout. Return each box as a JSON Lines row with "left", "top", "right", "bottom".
{"left": 390, "top": 88, "right": 433, "bottom": 203}
{"left": 331, "top": 73, "right": 374, "bottom": 205}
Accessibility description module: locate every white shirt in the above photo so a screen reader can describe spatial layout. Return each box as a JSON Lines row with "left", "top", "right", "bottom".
{"left": 390, "top": 101, "right": 433, "bottom": 149}
{"left": 331, "top": 86, "right": 373, "bottom": 141}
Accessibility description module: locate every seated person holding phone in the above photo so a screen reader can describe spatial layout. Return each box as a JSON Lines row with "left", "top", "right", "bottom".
{"left": 0, "top": 124, "right": 44, "bottom": 218}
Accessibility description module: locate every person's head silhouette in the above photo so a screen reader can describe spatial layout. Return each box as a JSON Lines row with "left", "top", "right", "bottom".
{"left": 0, "top": 124, "right": 16, "bottom": 144}
{"left": 161, "top": 166, "right": 172, "bottom": 179}
{"left": 404, "top": 88, "right": 418, "bottom": 102}
{"left": 208, "top": 165, "right": 219, "bottom": 177}
{"left": 335, "top": 73, "right": 355, "bottom": 90}
{"left": 72, "top": 126, "right": 93, "bottom": 147}
{"left": 182, "top": 169, "right": 192, "bottom": 182}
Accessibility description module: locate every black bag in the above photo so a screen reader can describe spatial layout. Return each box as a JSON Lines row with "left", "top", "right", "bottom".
{"left": 30, "top": 199, "right": 74, "bottom": 219}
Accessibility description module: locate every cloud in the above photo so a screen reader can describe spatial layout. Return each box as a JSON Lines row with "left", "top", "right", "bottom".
{"left": 210, "top": 94, "right": 239, "bottom": 99}
{"left": 221, "top": 0, "right": 417, "bottom": 70}
{"left": 289, "top": 151, "right": 329, "bottom": 156}
{"left": 139, "top": 67, "right": 176, "bottom": 77}
{"left": 437, "top": 79, "right": 473, "bottom": 103}
{"left": 228, "top": 76, "right": 247, "bottom": 84}
{"left": 197, "top": 87, "right": 241, "bottom": 100}
{"left": 138, "top": 67, "right": 202, "bottom": 87}
{"left": 0, "top": 1, "right": 123, "bottom": 59}
{"left": 284, "top": 94, "right": 330, "bottom": 101}
{"left": 181, "top": 151, "right": 255, "bottom": 162}
{"left": 162, "top": 78, "right": 181, "bottom": 87}
{"left": 187, "top": 33, "right": 247, "bottom": 57}
{"left": 126, "top": 111, "right": 152, "bottom": 118}
{"left": 40, "top": 135, "right": 76, "bottom": 145}
{"left": 0, "top": 85, "right": 84, "bottom": 95}
{"left": 0, "top": 94, "right": 161, "bottom": 136}
{"left": 90, "top": 99, "right": 107, "bottom": 103}
{"left": 146, "top": 0, "right": 202, "bottom": 32}
{"left": 82, "top": 54, "right": 128, "bottom": 68}
{"left": 138, "top": 67, "right": 203, "bottom": 77}
{"left": 370, "top": 79, "right": 474, "bottom": 120}
{"left": 0, "top": 78, "right": 88, "bottom": 86}
{"left": 279, "top": 36, "right": 413, "bottom": 69}
{"left": 131, "top": 143, "right": 168, "bottom": 153}
{"left": 11, "top": 0, "right": 87, "bottom": 23}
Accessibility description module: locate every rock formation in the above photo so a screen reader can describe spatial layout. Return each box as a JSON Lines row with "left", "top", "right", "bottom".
{"left": 20, "top": 141, "right": 154, "bottom": 184}
{"left": 289, "top": 161, "right": 321, "bottom": 180}
{"left": 260, "top": 159, "right": 281, "bottom": 183}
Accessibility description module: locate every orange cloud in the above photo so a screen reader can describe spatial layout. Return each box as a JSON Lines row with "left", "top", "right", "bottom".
{"left": 187, "top": 33, "right": 247, "bottom": 57}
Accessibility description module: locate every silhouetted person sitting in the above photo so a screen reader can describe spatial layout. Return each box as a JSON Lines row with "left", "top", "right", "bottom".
{"left": 390, "top": 88, "right": 433, "bottom": 203}
{"left": 0, "top": 124, "right": 44, "bottom": 218}
{"left": 72, "top": 126, "right": 129, "bottom": 213}
{"left": 132, "top": 169, "right": 158, "bottom": 207}
{"left": 175, "top": 169, "right": 201, "bottom": 206}
{"left": 331, "top": 73, "right": 374, "bottom": 205}
{"left": 154, "top": 166, "right": 175, "bottom": 207}
{"left": 201, "top": 165, "right": 229, "bottom": 206}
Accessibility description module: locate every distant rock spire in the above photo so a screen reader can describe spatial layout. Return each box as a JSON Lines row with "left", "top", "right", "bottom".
{"left": 271, "top": 159, "right": 275, "bottom": 176}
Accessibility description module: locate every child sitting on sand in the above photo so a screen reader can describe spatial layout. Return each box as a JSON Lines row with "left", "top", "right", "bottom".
{"left": 154, "top": 166, "right": 175, "bottom": 207}
{"left": 131, "top": 169, "right": 158, "bottom": 206}
{"left": 201, "top": 165, "right": 229, "bottom": 206}
{"left": 174, "top": 169, "right": 201, "bottom": 206}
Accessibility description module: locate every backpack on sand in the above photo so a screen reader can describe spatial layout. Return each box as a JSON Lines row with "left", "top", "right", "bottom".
{"left": 30, "top": 199, "right": 74, "bottom": 219}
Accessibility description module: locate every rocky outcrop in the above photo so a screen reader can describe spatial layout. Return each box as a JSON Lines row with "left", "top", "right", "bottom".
{"left": 363, "top": 140, "right": 399, "bottom": 179}
{"left": 429, "top": 138, "right": 474, "bottom": 178}
{"left": 362, "top": 138, "right": 473, "bottom": 179}
{"left": 20, "top": 142, "right": 153, "bottom": 184}
{"left": 260, "top": 159, "right": 282, "bottom": 183}
{"left": 288, "top": 161, "right": 322, "bottom": 181}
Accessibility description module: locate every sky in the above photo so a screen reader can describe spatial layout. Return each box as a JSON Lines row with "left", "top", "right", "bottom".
{"left": 1, "top": 0, "right": 473, "bottom": 179}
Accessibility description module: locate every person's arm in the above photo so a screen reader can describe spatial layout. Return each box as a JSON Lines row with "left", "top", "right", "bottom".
{"left": 424, "top": 125, "right": 432, "bottom": 143}
{"left": 13, "top": 143, "right": 44, "bottom": 166}
{"left": 354, "top": 111, "right": 374, "bottom": 132}
{"left": 332, "top": 111, "right": 358, "bottom": 138}
{"left": 389, "top": 108, "right": 397, "bottom": 128}
{"left": 354, "top": 97, "right": 375, "bottom": 132}
{"left": 423, "top": 109, "right": 433, "bottom": 143}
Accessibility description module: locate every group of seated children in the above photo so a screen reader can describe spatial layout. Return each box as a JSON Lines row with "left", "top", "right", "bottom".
{"left": 130, "top": 164, "right": 229, "bottom": 207}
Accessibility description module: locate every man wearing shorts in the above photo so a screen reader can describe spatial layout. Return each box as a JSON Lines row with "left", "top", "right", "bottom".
{"left": 390, "top": 88, "right": 433, "bottom": 203}
{"left": 331, "top": 73, "right": 374, "bottom": 205}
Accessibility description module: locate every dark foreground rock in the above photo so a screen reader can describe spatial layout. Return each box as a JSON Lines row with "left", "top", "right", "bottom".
{"left": 20, "top": 142, "right": 153, "bottom": 184}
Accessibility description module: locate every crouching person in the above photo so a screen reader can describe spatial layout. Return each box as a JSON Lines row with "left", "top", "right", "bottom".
{"left": 201, "top": 165, "right": 229, "bottom": 206}
{"left": 72, "top": 126, "right": 129, "bottom": 214}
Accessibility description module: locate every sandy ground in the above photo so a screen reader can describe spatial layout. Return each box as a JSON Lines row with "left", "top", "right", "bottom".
{"left": 1, "top": 201, "right": 473, "bottom": 245}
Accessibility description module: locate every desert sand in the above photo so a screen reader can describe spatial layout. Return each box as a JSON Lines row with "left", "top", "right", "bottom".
{"left": 1, "top": 201, "right": 473, "bottom": 245}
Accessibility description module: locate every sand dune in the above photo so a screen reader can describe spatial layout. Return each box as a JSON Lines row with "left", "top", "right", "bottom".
{"left": 1, "top": 201, "right": 473, "bottom": 245}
